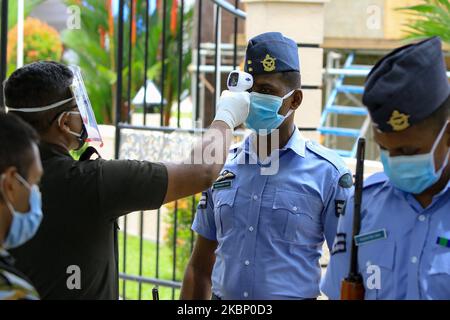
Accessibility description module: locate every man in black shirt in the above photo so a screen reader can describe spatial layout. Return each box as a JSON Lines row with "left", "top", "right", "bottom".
{"left": 4, "top": 61, "right": 249, "bottom": 299}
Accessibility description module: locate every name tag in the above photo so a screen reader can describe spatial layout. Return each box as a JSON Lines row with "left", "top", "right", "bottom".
{"left": 354, "top": 229, "right": 387, "bottom": 246}
{"left": 213, "top": 180, "right": 233, "bottom": 190}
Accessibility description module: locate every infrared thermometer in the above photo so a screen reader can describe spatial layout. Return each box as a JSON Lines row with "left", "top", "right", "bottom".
{"left": 227, "top": 71, "right": 253, "bottom": 92}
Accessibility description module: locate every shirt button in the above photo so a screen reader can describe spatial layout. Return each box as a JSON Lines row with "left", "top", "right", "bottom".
{"left": 418, "top": 215, "right": 426, "bottom": 222}
{"left": 248, "top": 226, "right": 254, "bottom": 232}
{"left": 217, "top": 200, "right": 221, "bottom": 206}
{"left": 293, "top": 206, "right": 298, "bottom": 212}
{"left": 366, "top": 261, "right": 372, "bottom": 267}
{"left": 244, "top": 260, "right": 250, "bottom": 266}
{"left": 243, "top": 292, "right": 249, "bottom": 298}
{"left": 411, "top": 256, "right": 418, "bottom": 264}
{"left": 253, "top": 195, "right": 258, "bottom": 201}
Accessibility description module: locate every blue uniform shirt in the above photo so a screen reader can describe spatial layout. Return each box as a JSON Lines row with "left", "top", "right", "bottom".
{"left": 322, "top": 172, "right": 450, "bottom": 300}
{"left": 192, "top": 128, "right": 352, "bottom": 299}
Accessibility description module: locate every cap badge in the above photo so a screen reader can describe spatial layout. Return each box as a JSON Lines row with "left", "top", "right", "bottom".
{"left": 261, "top": 54, "right": 276, "bottom": 72}
{"left": 388, "top": 110, "right": 410, "bottom": 131}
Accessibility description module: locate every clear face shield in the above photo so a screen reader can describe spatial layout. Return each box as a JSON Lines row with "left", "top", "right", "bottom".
{"left": 6, "top": 65, "right": 103, "bottom": 148}
{"left": 68, "top": 66, "right": 103, "bottom": 147}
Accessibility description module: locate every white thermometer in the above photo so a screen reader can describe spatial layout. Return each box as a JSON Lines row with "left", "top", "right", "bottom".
{"left": 227, "top": 71, "right": 253, "bottom": 92}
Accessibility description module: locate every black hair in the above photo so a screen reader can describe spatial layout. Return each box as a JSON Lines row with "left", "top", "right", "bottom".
{"left": 0, "top": 112, "right": 39, "bottom": 181}
{"left": 4, "top": 61, "right": 75, "bottom": 134}
{"left": 280, "top": 71, "right": 301, "bottom": 91}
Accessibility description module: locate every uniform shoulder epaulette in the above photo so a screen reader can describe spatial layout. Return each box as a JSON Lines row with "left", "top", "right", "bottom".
{"left": 363, "top": 172, "right": 388, "bottom": 189}
{"left": 305, "top": 140, "right": 349, "bottom": 175}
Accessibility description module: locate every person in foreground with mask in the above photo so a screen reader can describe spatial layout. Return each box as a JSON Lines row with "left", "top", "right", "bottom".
{"left": 0, "top": 113, "right": 43, "bottom": 300}
{"left": 4, "top": 61, "right": 249, "bottom": 300}
{"left": 321, "top": 37, "right": 450, "bottom": 300}
{"left": 181, "top": 32, "right": 352, "bottom": 300}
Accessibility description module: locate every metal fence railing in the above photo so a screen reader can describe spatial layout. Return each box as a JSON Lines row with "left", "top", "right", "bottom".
{"left": 114, "top": 0, "right": 248, "bottom": 300}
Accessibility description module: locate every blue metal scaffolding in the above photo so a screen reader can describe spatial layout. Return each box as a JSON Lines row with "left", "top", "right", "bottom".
{"left": 319, "top": 53, "right": 371, "bottom": 158}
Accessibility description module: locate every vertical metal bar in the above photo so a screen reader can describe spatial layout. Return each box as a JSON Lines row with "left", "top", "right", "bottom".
{"left": 127, "top": 0, "right": 134, "bottom": 124}
{"left": 123, "top": 0, "right": 134, "bottom": 300}
{"left": 138, "top": 0, "right": 151, "bottom": 300}
{"left": 233, "top": 0, "right": 238, "bottom": 70}
{"left": 115, "top": 0, "right": 125, "bottom": 159}
{"left": 122, "top": 216, "right": 127, "bottom": 299}
{"left": 115, "top": 0, "right": 125, "bottom": 297}
{"left": 213, "top": 5, "right": 221, "bottom": 115}
{"left": 177, "top": 0, "right": 184, "bottom": 129}
{"left": 160, "top": 0, "right": 168, "bottom": 126}
{"left": 171, "top": 201, "right": 178, "bottom": 300}
{"left": 138, "top": 211, "right": 144, "bottom": 300}
{"left": 0, "top": 0, "right": 9, "bottom": 109}
{"left": 143, "top": 0, "right": 150, "bottom": 126}
{"left": 195, "top": 0, "right": 202, "bottom": 123}
{"left": 16, "top": 0, "right": 24, "bottom": 68}
{"left": 156, "top": 208, "right": 161, "bottom": 279}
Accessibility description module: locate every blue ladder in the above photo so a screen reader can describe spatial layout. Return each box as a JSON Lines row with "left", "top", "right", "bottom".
{"left": 318, "top": 53, "right": 370, "bottom": 158}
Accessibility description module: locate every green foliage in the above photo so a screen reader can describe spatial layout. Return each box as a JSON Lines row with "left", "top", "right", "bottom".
{"left": 69, "top": 143, "right": 89, "bottom": 160}
{"left": 7, "top": 17, "right": 63, "bottom": 75}
{"left": 398, "top": 0, "right": 450, "bottom": 44}
{"left": 61, "top": 0, "right": 193, "bottom": 125}
{"left": 6, "top": 0, "right": 44, "bottom": 29}
{"left": 118, "top": 232, "right": 181, "bottom": 300}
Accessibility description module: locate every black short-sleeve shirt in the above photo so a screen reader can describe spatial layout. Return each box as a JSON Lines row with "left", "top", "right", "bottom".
{"left": 9, "top": 143, "right": 168, "bottom": 300}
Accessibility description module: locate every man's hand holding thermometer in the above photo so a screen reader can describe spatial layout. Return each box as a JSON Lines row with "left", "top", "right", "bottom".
{"left": 213, "top": 71, "right": 253, "bottom": 129}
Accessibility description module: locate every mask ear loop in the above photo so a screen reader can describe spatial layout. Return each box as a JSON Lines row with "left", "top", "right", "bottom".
{"left": 57, "top": 112, "right": 82, "bottom": 138}
{"left": 431, "top": 120, "right": 450, "bottom": 172}
{"left": 0, "top": 174, "right": 16, "bottom": 215}
{"left": 281, "top": 89, "right": 297, "bottom": 100}
{"left": 15, "top": 174, "right": 31, "bottom": 191}
{"left": 281, "top": 89, "right": 299, "bottom": 118}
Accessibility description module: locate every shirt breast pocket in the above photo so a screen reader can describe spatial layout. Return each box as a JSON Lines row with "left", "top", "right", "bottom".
{"left": 270, "top": 190, "right": 324, "bottom": 246}
{"left": 358, "top": 239, "right": 396, "bottom": 299}
{"left": 213, "top": 188, "right": 238, "bottom": 237}
{"left": 426, "top": 249, "right": 450, "bottom": 299}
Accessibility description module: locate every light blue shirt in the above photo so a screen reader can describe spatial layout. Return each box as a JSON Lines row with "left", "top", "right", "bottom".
{"left": 322, "top": 172, "right": 450, "bottom": 300}
{"left": 192, "top": 128, "right": 352, "bottom": 299}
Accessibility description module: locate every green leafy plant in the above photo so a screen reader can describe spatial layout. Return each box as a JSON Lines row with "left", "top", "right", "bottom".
{"left": 6, "top": 0, "right": 44, "bottom": 29}
{"left": 7, "top": 17, "right": 63, "bottom": 75}
{"left": 398, "top": 0, "right": 450, "bottom": 44}
{"left": 61, "top": 0, "right": 193, "bottom": 125}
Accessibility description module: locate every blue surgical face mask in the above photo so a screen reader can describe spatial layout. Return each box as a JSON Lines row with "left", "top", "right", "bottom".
{"left": 245, "top": 90, "right": 296, "bottom": 135}
{"left": 380, "top": 121, "right": 450, "bottom": 194}
{"left": 1, "top": 173, "right": 43, "bottom": 249}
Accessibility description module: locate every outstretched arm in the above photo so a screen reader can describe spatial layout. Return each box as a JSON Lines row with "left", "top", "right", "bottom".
{"left": 162, "top": 91, "right": 249, "bottom": 204}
